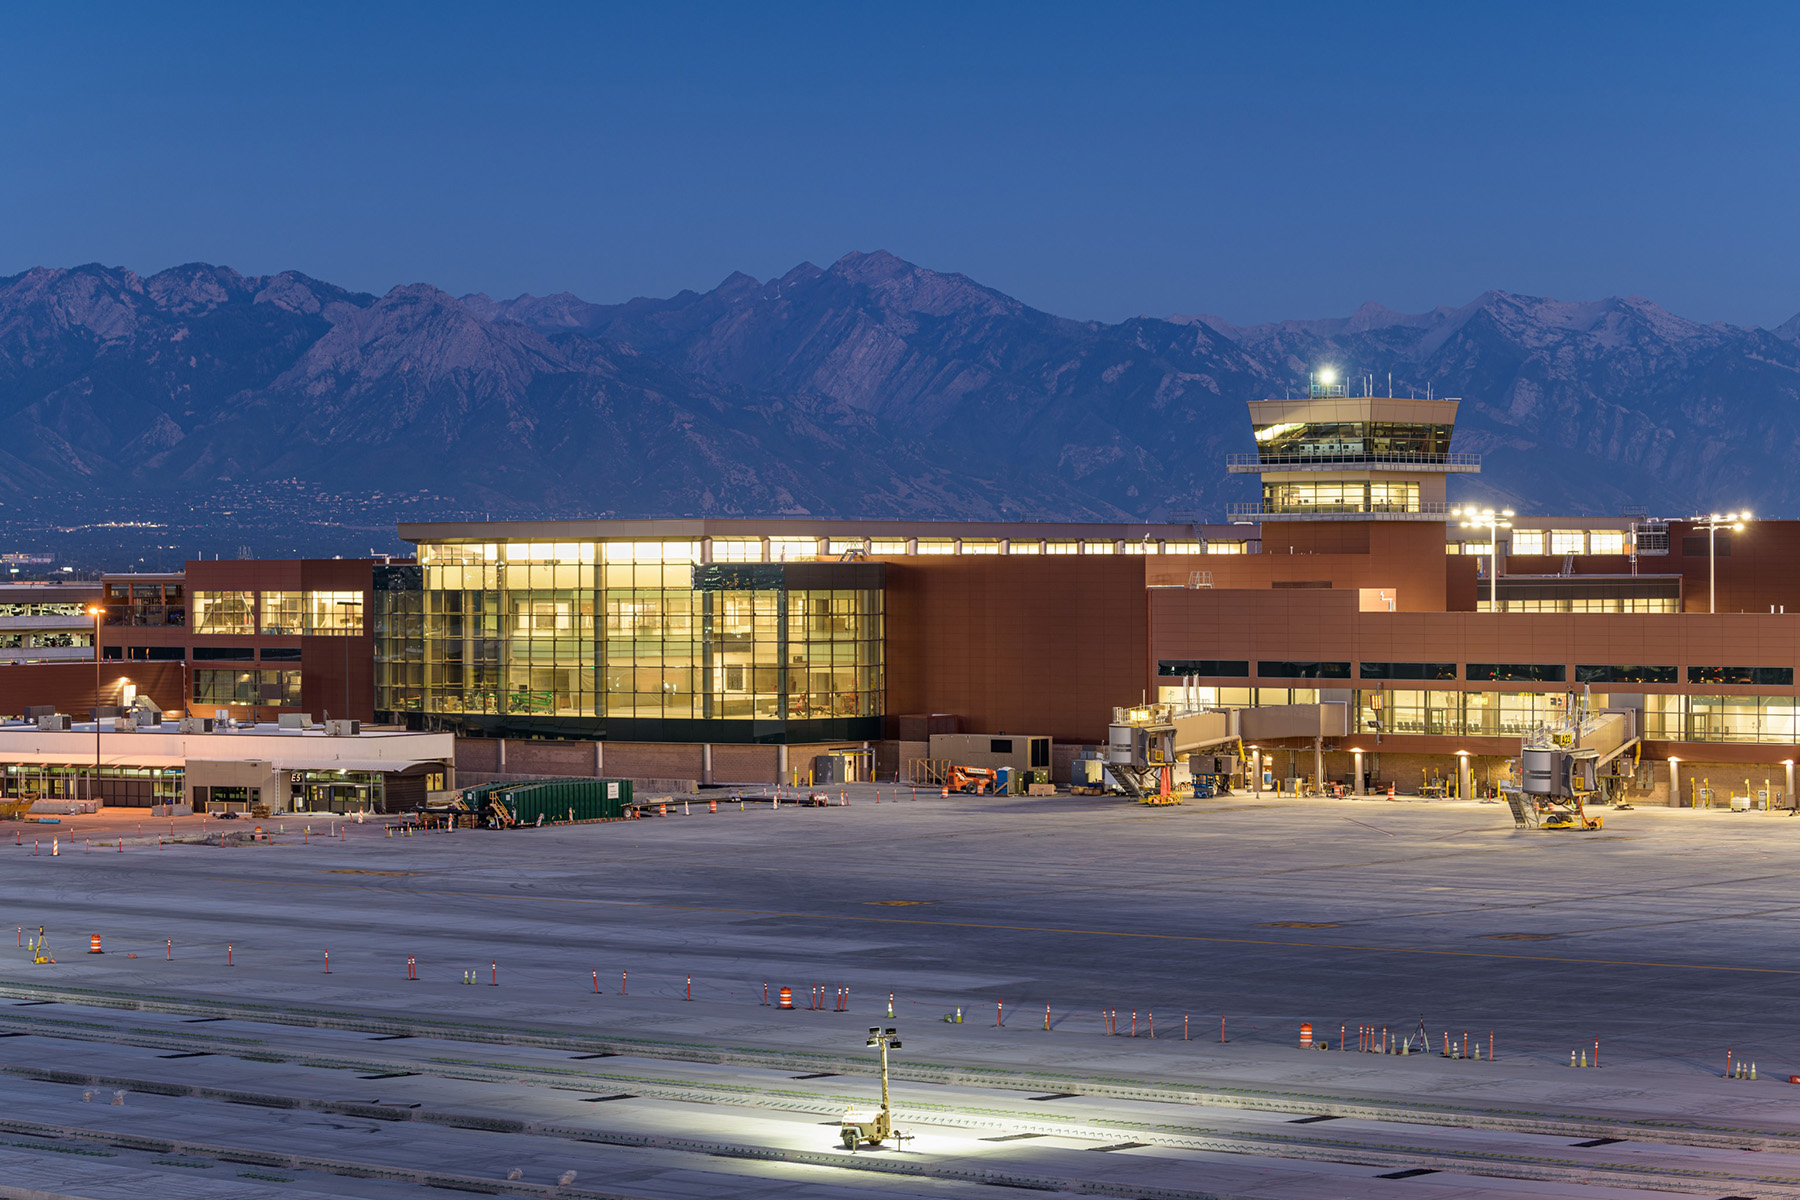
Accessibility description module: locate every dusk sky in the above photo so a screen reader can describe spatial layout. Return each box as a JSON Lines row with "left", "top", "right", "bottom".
{"left": 5, "top": 3, "right": 1796, "bottom": 327}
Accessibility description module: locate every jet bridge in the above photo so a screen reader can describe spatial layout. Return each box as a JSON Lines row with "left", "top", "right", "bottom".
{"left": 1505, "top": 706, "right": 1641, "bottom": 829}
{"left": 1106, "top": 702, "right": 1349, "bottom": 799}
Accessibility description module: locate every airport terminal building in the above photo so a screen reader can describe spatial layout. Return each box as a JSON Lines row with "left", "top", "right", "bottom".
{"left": 15, "top": 375, "right": 1800, "bottom": 804}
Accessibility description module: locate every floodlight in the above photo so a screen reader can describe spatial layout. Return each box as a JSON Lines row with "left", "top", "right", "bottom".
{"left": 1317, "top": 367, "right": 1337, "bottom": 385}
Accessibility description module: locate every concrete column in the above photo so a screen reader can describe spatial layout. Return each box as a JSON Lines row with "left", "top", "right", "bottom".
{"left": 1313, "top": 736, "right": 1325, "bottom": 794}
{"left": 1667, "top": 758, "right": 1680, "bottom": 808}
{"left": 777, "top": 743, "right": 788, "bottom": 786}
{"left": 1250, "top": 751, "right": 1261, "bottom": 795}
{"left": 593, "top": 741, "right": 603, "bottom": 777}
{"left": 952, "top": 537, "right": 963, "bottom": 555}
{"left": 905, "top": 537, "right": 918, "bottom": 555}
{"left": 1352, "top": 748, "right": 1366, "bottom": 795}
{"left": 702, "top": 743, "right": 713, "bottom": 785}
{"left": 1457, "top": 754, "right": 1472, "bottom": 801}
{"left": 699, "top": 537, "right": 713, "bottom": 564}
{"left": 497, "top": 739, "right": 507, "bottom": 775}
{"left": 999, "top": 538, "right": 1011, "bottom": 554}
{"left": 1786, "top": 761, "right": 1795, "bottom": 810}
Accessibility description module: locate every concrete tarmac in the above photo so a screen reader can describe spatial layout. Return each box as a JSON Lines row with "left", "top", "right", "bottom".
{"left": 0, "top": 788, "right": 1796, "bottom": 1197}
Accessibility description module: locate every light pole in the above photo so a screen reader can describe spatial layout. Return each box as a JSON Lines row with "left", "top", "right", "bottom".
{"left": 1694, "top": 512, "right": 1749, "bottom": 613}
{"left": 86, "top": 605, "right": 103, "bottom": 805}
{"left": 1454, "top": 507, "right": 1514, "bottom": 612}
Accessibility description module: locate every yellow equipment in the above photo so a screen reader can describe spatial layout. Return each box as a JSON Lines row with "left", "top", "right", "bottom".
{"left": 0, "top": 800, "right": 30, "bottom": 821}
{"left": 841, "top": 1027, "right": 910, "bottom": 1151}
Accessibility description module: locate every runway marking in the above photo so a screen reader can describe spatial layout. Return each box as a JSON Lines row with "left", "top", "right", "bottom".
{"left": 206, "top": 875, "right": 1800, "bottom": 977}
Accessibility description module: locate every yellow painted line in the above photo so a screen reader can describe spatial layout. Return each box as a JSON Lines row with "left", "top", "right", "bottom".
{"left": 207, "top": 876, "right": 1800, "bottom": 977}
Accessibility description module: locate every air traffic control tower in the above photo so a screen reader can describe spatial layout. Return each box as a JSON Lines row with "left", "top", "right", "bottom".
{"left": 1226, "top": 370, "right": 1480, "bottom": 521}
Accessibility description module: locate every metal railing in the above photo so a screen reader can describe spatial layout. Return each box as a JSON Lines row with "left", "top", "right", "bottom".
{"left": 1227, "top": 501, "right": 1452, "bottom": 520}
{"left": 1227, "top": 451, "right": 1482, "bottom": 468}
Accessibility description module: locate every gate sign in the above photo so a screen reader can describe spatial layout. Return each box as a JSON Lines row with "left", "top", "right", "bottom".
{"left": 606, "top": 782, "right": 620, "bottom": 799}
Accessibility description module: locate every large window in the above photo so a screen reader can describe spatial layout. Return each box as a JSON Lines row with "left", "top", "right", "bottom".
{"left": 1263, "top": 481, "right": 1420, "bottom": 514}
{"left": 1159, "top": 659, "right": 1250, "bottom": 678}
{"left": 1575, "top": 664, "right": 1676, "bottom": 684}
{"left": 1510, "top": 529, "right": 1546, "bottom": 555}
{"left": 193, "top": 668, "right": 301, "bottom": 707}
{"left": 1549, "top": 530, "right": 1585, "bottom": 555}
{"left": 1252, "top": 421, "right": 1452, "bottom": 459}
{"left": 260, "top": 590, "right": 304, "bottom": 635}
{"left": 1361, "top": 662, "right": 1457, "bottom": 681}
{"left": 1467, "top": 663, "right": 1565, "bottom": 683}
{"left": 1258, "top": 660, "right": 1351, "bottom": 679}
{"left": 307, "top": 591, "right": 364, "bottom": 635}
{"left": 398, "top": 538, "right": 885, "bottom": 725}
{"left": 192, "top": 591, "right": 254, "bottom": 635}
{"left": 1588, "top": 530, "right": 1627, "bottom": 555}
{"left": 1648, "top": 695, "right": 1800, "bottom": 743}
{"left": 1688, "top": 666, "right": 1795, "bottom": 686}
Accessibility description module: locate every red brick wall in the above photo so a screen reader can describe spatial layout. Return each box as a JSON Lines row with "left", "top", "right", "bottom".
{"left": 0, "top": 661, "right": 185, "bottom": 718}
{"left": 884, "top": 557, "right": 1148, "bottom": 745}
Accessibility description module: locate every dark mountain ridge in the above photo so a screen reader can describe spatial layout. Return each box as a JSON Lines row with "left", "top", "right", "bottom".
{"left": 3, "top": 253, "right": 1798, "bottom": 565}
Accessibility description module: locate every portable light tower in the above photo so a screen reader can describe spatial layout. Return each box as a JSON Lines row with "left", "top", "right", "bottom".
{"left": 840, "top": 1027, "right": 906, "bottom": 1150}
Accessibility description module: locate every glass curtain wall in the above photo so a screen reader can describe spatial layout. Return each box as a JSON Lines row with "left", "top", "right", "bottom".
{"left": 405, "top": 540, "right": 884, "bottom": 725}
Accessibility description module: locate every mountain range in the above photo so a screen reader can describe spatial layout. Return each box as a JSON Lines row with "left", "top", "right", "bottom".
{"left": 3, "top": 251, "right": 1798, "bottom": 559}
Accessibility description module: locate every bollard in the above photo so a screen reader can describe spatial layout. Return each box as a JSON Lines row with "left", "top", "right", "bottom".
{"left": 888, "top": 991, "right": 894, "bottom": 1019}
{"left": 1131, "top": 1010, "right": 1137, "bottom": 1037}
{"left": 686, "top": 975, "right": 692, "bottom": 1001}
{"left": 1220, "top": 1014, "right": 1225, "bottom": 1043}
{"left": 1727, "top": 1048, "right": 1733, "bottom": 1079}
{"left": 684, "top": 801, "right": 690, "bottom": 816}
{"left": 1341, "top": 1023, "right": 1346, "bottom": 1052}
{"left": 997, "top": 997, "right": 1003, "bottom": 1026}
{"left": 324, "top": 950, "right": 330, "bottom": 974}
{"left": 117, "top": 837, "right": 121, "bottom": 853}
{"left": 491, "top": 961, "right": 497, "bottom": 986}
{"left": 166, "top": 939, "right": 171, "bottom": 960}
{"left": 593, "top": 970, "right": 599, "bottom": 994}
{"left": 1148, "top": 1011, "right": 1154, "bottom": 1038}
{"left": 1044, "top": 1003, "right": 1051, "bottom": 1031}
{"left": 1463, "top": 1031, "right": 1468, "bottom": 1059}
{"left": 1490, "top": 1032, "right": 1495, "bottom": 1061}
{"left": 622, "top": 970, "right": 627, "bottom": 995}
{"left": 1593, "top": 1039, "right": 1600, "bottom": 1069}
{"left": 227, "top": 943, "right": 233, "bottom": 967}
{"left": 763, "top": 982, "right": 769, "bottom": 1006}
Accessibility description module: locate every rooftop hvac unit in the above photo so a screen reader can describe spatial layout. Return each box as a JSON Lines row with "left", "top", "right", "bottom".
{"left": 178, "top": 717, "right": 214, "bottom": 734}
{"left": 36, "top": 714, "right": 70, "bottom": 732}
{"left": 277, "top": 713, "right": 313, "bottom": 730}
{"left": 325, "top": 719, "right": 360, "bottom": 737}
{"left": 22, "top": 705, "right": 55, "bottom": 721}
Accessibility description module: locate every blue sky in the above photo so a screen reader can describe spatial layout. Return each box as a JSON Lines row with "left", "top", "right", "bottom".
{"left": 4, "top": 3, "right": 1796, "bottom": 326}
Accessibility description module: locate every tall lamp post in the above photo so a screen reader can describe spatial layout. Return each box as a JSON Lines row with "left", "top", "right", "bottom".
{"left": 1695, "top": 512, "right": 1749, "bottom": 613}
{"left": 86, "top": 605, "right": 104, "bottom": 805}
{"left": 1454, "top": 507, "right": 1515, "bottom": 612}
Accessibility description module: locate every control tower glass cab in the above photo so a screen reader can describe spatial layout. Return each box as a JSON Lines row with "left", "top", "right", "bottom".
{"left": 1226, "top": 376, "right": 1479, "bottom": 521}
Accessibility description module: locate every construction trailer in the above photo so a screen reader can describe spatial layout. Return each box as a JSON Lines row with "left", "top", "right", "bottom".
{"left": 452, "top": 777, "right": 634, "bottom": 828}
{"left": 927, "top": 733, "right": 1052, "bottom": 788}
